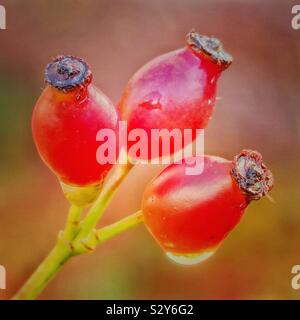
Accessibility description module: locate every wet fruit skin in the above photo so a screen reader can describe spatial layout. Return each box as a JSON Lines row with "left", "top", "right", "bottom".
{"left": 32, "top": 56, "right": 119, "bottom": 187}
{"left": 119, "top": 31, "right": 232, "bottom": 160}
{"left": 142, "top": 150, "right": 273, "bottom": 256}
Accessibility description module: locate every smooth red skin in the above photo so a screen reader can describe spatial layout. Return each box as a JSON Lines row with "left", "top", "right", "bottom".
{"left": 119, "top": 47, "right": 221, "bottom": 159}
{"left": 32, "top": 84, "right": 119, "bottom": 186}
{"left": 142, "top": 156, "right": 248, "bottom": 254}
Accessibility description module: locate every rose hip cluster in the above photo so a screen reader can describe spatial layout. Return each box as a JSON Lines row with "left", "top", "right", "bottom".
{"left": 32, "top": 31, "right": 273, "bottom": 265}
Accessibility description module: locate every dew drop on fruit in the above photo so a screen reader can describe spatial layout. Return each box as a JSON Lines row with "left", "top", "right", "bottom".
{"left": 166, "top": 249, "right": 216, "bottom": 265}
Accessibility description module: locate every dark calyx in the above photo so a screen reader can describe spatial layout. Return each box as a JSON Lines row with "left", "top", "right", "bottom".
{"left": 45, "top": 55, "right": 92, "bottom": 92}
{"left": 231, "top": 149, "right": 274, "bottom": 201}
{"left": 186, "top": 30, "right": 233, "bottom": 70}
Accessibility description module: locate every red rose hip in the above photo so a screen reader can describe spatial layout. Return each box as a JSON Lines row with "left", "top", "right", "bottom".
{"left": 32, "top": 56, "right": 119, "bottom": 206}
{"left": 142, "top": 150, "right": 273, "bottom": 265}
{"left": 119, "top": 30, "right": 232, "bottom": 160}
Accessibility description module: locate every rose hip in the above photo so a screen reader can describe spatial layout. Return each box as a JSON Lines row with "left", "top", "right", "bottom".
{"left": 142, "top": 150, "right": 273, "bottom": 265}
{"left": 119, "top": 30, "right": 232, "bottom": 160}
{"left": 32, "top": 56, "right": 119, "bottom": 205}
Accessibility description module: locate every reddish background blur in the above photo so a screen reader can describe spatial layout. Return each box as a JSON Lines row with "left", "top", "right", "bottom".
{"left": 0, "top": 0, "right": 299, "bottom": 299}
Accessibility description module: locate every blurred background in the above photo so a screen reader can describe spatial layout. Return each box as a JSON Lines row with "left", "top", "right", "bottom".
{"left": 0, "top": 0, "right": 299, "bottom": 300}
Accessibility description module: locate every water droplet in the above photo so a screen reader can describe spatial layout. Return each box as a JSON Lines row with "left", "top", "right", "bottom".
{"left": 166, "top": 249, "right": 216, "bottom": 265}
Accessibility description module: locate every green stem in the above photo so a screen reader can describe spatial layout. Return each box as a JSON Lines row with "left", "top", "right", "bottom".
{"left": 79, "top": 210, "right": 144, "bottom": 250}
{"left": 13, "top": 163, "right": 134, "bottom": 300}
{"left": 74, "top": 162, "right": 133, "bottom": 243}
{"left": 13, "top": 205, "right": 83, "bottom": 300}
{"left": 12, "top": 234, "right": 73, "bottom": 300}
{"left": 63, "top": 205, "right": 83, "bottom": 240}
{"left": 98, "top": 210, "right": 143, "bottom": 243}
{"left": 13, "top": 210, "right": 143, "bottom": 300}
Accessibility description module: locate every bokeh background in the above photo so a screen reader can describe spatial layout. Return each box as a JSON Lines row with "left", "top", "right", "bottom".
{"left": 0, "top": 0, "right": 299, "bottom": 300}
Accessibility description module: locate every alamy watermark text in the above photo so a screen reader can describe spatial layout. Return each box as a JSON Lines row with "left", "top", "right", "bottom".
{"left": 292, "top": 5, "right": 300, "bottom": 30}
{"left": 0, "top": 5, "right": 6, "bottom": 30}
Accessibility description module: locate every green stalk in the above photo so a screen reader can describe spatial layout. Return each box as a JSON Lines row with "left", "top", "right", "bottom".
{"left": 12, "top": 234, "right": 73, "bottom": 300}
{"left": 73, "top": 162, "right": 133, "bottom": 244}
{"left": 13, "top": 205, "right": 83, "bottom": 300}
{"left": 13, "top": 163, "right": 135, "bottom": 300}
{"left": 97, "top": 210, "right": 143, "bottom": 243}
{"left": 78, "top": 210, "right": 144, "bottom": 251}
{"left": 13, "top": 210, "right": 143, "bottom": 300}
{"left": 63, "top": 205, "right": 83, "bottom": 240}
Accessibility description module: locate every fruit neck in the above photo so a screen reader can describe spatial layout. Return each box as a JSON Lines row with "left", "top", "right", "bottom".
{"left": 230, "top": 150, "right": 273, "bottom": 202}
{"left": 49, "top": 84, "right": 89, "bottom": 103}
{"left": 186, "top": 30, "right": 232, "bottom": 72}
{"left": 45, "top": 55, "right": 92, "bottom": 93}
